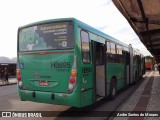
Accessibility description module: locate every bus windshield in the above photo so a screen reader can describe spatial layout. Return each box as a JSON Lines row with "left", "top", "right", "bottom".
{"left": 18, "top": 21, "right": 74, "bottom": 51}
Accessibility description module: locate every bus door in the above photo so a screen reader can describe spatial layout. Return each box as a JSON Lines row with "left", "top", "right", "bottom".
{"left": 92, "top": 41, "right": 106, "bottom": 100}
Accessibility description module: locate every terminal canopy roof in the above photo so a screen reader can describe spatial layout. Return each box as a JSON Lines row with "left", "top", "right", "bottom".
{"left": 112, "top": 0, "right": 160, "bottom": 62}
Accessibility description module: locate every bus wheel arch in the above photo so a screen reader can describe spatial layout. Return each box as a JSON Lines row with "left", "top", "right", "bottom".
{"left": 109, "top": 76, "right": 117, "bottom": 99}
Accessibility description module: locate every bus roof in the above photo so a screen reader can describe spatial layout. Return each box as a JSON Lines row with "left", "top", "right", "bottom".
{"left": 18, "top": 18, "right": 76, "bottom": 29}
{"left": 18, "top": 17, "right": 137, "bottom": 49}
{"left": 75, "top": 18, "right": 128, "bottom": 48}
{"left": 75, "top": 19, "right": 144, "bottom": 55}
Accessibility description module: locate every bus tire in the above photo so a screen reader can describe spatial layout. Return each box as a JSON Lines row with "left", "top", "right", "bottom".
{"left": 109, "top": 78, "right": 117, "bottom": 100}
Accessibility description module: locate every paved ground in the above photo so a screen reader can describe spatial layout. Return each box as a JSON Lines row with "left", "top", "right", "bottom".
{"left": 0, "top": 77, "right": 17, "bottom": 86}
{"left": 1, "top": 71, "right": 160, "bottom": 120}
{"left": 0, "top": 84, "right": 70, "bottom": 120}
{"left": 112, "top": 70, "right": 160, "bottom": 120}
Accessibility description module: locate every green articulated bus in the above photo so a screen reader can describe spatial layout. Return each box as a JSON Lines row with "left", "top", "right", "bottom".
{"left": 17, "top": 18, "right": 145, "bottom": 108}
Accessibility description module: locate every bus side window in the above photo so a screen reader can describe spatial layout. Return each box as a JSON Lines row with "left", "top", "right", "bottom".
{"left": 116, "top": 45, "right": 123, "bottom": 63}
{"left": 80, "top": 30, "right": 90, "bottom": 63}
{"left": 106, "top": 41, "right": 111, "bottom": 63}
{"left": 110, "top": 42, "right": 116, "bottom": 63}
{"left": 96, "top": 43, "right": 104, "bottom": 65}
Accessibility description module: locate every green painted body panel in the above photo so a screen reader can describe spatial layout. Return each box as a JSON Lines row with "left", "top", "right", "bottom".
{"left": 17, "top": 18, "right": 144, "bottom": 108}
{"left": 106, "top": 63, "right": 125, "bottom": 95}
{"left": 19, "top": 50, "right": 74, "bottom": 92}
{"left": 18, "top": 88, "right": 81, "bottom": 107}
{"left": 17, "top": 18, "right": 95, "bottom": 108}
{"left": 80, "top": 89, "right": 93, "bottom": 107}
{"left": 76, "top": 27, "right": 94, "bottom": 106}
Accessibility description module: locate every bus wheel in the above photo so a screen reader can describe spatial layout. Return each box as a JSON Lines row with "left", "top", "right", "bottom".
{"left": 110, "top": 78, "right": 117, "bottom": 99}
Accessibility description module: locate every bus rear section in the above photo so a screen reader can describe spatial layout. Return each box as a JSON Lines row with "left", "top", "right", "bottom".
{"left": 17, "top": 20, "right": 82, "bottom": 107}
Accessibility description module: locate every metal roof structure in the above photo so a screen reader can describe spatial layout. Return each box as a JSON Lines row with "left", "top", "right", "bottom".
{"left": 112, "top": 0, "right": 160, "bottom": 62}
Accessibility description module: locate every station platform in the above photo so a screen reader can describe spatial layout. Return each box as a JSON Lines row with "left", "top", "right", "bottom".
{"left": 0, "top": 77, "right": 17, "bottom": 86}
{"left": 113, "top": 70, "right": 160, "bottom": 120}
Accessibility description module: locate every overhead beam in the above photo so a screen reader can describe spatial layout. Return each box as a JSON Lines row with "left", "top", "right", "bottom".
{"left": 140, "top": 29, "right": 160, "bottom": 36}
{"left": 144, "top": 39, "right": 160, "bottom": 44}
{"left": 112, "top": 0, "right": 160, "bottom": 61}
{"left": 137, "top": 0, "right": 146, "bottom": 21}
{"left": 130, "top": 17, "right": 160, "bottom": 25}
{"left": 146, "top": 40, "right": 160, "bottom": 45}
{"left": 146, "top": 44, "right": 160, "bottom": 48}
{"left": 149, "top": 38, "right": 160, "bottom": 42}
{"left": 148, "top": 49, "right": 160, "bottom": 56}
{"left": 112, "top": 0, "right": 143, "bottom": 40}
{"left": 137, "top": 0, "right": 153, "bottom": 50}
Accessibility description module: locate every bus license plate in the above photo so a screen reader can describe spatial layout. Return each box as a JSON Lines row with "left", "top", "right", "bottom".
{"left": 39, "top": 81, "right": 50, "bottom": 86}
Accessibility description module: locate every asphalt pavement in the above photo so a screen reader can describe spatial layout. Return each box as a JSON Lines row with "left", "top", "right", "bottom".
{"left": 0, "top": 77, "right": 17, "bottom": 86}
{"left": 1, "top": 71, "right": 160, "bottom": 120}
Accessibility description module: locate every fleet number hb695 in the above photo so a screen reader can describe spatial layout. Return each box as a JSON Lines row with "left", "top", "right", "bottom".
{"left": 51, "top": 62, "right": 71, "bottom": 68}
